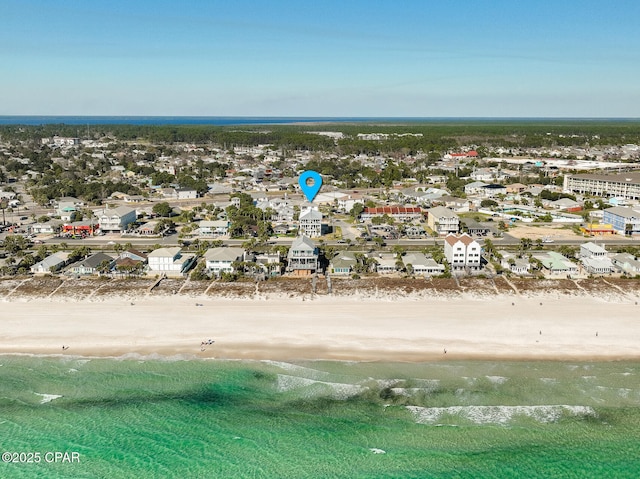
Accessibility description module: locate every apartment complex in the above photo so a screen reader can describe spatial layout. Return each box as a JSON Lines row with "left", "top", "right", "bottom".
{"left": 563, "top": 173, "right": 640, "bottom": 200}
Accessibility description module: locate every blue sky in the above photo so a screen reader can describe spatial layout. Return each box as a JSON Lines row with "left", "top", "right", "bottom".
{"left": 1, "top": 0, "right": 639, "bottom": 117}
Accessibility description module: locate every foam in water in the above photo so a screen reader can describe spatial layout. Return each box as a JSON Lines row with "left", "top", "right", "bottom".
{"left": 34, "top": 393, "right": 63, "bottom": 404}
{"left": 276, "top": 374, "right": 365, "bottom": 399}
{"left": 406, "top": 405, "right": 597, "bottom": 425}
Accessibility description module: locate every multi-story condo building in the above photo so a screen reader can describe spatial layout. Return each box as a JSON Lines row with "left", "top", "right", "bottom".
{"left": 563, "top": 173, "right": 640, "bottom": 200}
{"left": 603, "top": 206, "right": 640, "bottom": 235}
{"left": 444, "top": 233, "right": 482, "bottom": 271}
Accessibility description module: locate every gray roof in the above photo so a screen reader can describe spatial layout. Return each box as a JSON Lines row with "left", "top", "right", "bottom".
{"left": 604, "top": 206, "right": 640, "bottom": 219}
{"left": 148, "top": 247, "right": 181, "bottom": 258}
{"left": 289, "top": 235, "right": 316, "bottom": 252}
{"left": 428, "top": 206, "right": 459, "bottom": 219}
{"left": 78, "top": 252, "right": 114, "bottom": 269}
{"left": 300, "top": 208, "right": 322, "bottom": 220}
{"left": 101, "top": 205, "right": 136, "bottom": 217}
{"left": 204, "top": 247, "right": 245, "bottom": 262}
{"left": 403, "top": 252, "right": 430, "bottom": 266}
{"left": 569, "top": 172, "right": 640, "bottom": 183}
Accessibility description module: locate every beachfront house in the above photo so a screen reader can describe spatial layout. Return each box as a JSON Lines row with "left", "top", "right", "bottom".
{"left": 147, "top": 247, "right": 196, "bottom": 276}
{"left": 402, "top": 252, "right": 445, "bottom": 276}
{"left": 499, "top": 251, "right": 531, "bottom": 275}
{"left": 532, "top": 252, "right": 579, "bottom": 277}
{"left": 286, "top": 235, "right": 319, "bottom": 275}
{"left": 113, "top": 249, "right": 148, "bottom": 276}
{"left": 444, "top": 233, "right": 482, "bottom": 272}
{"left": 611, "top": 253, "right": 640, "bottom": 275}
{"left": 30, "top": 252, "right": 69, "bottom": 275}
{"left": 579, "top": 242, "right": 614, "bottom": 274}
{"left": 329, "top": 251, "right": 358, "bottom": 276}
{"left": 69, "top": 252, "right": 115, "bottom": 276}
{"left": 255, "top": 252, "right": 282, "bottom": 277}
{"left": 372, "top": 253, "right": 397, "bottom": 274}
{"left": 204, "top": 247, "right": 246, "bottom": 276}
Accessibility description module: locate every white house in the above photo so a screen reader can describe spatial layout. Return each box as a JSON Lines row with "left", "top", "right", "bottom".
{"left": 299, "top": 207, "right": 322, "bottom": 238}
{"left": 402, "top": 252, "right": 444, "bottom": 276}
{"left": 147, "top": 247, "right": 196, "bottom": 275}
{"left": 98, "top": 206, "right": 137, "bottom": 233}
{"left": 29, "top": 219, "right": 63, "bottom": 235}
{"left": 176, "top": 188, "right": 198, "bottom": 199}
{"left": 372, "top": 253, "right": 397, "bottom": 274}
{"left": 579, "top": 242, "right": 613, "bottom": 274}
{"left": 499, "top": 251, "right": 531, "bottom": 275}
{"left": 579, "top": 242, "right": 607, "bottom": 259}
{"left": 464, "top": 181, "right": 489, "bottom": 196}
{"left": 204, "top": 247, "right": 246, "bottom": 275}
{"left": 611, "top": 253, "right": 640, "bottom": 275}
{"left": 30, "top": 252, "right": 69, "bottom": 274}
{"left": 198, "top": 220, "right": 230, "bottom": 237}
{"left": 444, "top": 233, "right": 482, "bottom": 272}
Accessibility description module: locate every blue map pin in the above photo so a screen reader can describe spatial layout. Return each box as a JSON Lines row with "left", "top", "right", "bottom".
{"left": 299, "top": 170, "right": 323, "bottom": 203}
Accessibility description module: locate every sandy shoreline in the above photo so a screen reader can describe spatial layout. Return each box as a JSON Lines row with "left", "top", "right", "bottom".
{"left": 2, "top": 294, "right": 639, "bottom": 361}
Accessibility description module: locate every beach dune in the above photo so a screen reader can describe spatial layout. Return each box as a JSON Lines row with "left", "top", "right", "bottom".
{"left": 1, "top": 294, "right": 638, "bottom": 361}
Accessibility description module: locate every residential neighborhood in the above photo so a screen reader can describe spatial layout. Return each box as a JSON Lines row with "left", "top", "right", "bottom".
{"left": 1, "top": 123, "right": 640, "bottom": 284}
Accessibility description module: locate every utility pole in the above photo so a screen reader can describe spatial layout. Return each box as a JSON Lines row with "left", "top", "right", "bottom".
{"left": 0, "top": 199, "right": 7, "bottom": 225}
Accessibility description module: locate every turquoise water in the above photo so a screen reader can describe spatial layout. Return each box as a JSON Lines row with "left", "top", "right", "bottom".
{"left": 1, "top": 357, "right": 639, "bottom": 478}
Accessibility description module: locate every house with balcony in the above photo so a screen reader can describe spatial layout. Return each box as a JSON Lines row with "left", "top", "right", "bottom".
{"left": 579, "top": 242, "right": 614, "bottom": 274}
{"left": 286, "top": 235, "right": 319, "bottom": 275}
{"left": 426, "top": 206, "right": 460, "bottom": 236}
{"left": 299, "top": 207, "right": 322, "bottom": 238}
{"left": 204, "top": 247, "right": 246, "bottom": 276}
{"left": 444, "top": 233, "right": 482, "bottom": 272}
{"left": 97, "top": 206, "right": 137, "bottom": 233}
{"left": 147, "top": 247, "right": 196, "bottom": 276}
{"left": 198, "top": 220, "right": 230, "bottom": 237}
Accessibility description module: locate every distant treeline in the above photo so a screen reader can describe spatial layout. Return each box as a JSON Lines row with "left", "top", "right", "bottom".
{"left": 2, "top": 120, "right": 640, "bottom": 154}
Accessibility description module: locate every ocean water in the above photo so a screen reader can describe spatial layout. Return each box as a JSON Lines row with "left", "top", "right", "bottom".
{"left": 0, "top": 116, "right": 436, "bottom": 126}
{"left": 1, "top": 357, "right": 639, "bottom": 478}
{"left": 1, "top": 116, "right": 634, "bottom": 126}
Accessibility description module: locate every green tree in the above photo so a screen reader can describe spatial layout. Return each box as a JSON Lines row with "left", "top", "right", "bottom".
{"left": 153, "top": 202, "right": 173, "bottom": 218}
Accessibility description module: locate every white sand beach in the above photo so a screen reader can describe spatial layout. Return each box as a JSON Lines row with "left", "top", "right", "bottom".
{"left": 1, "top": 294, "right": 639, "bottom": 361}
